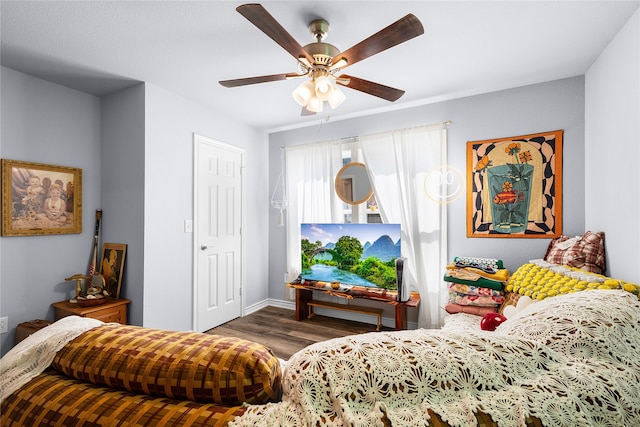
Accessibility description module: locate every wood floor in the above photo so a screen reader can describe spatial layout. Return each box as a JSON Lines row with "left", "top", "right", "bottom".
{"left": 205, "top": 305, "right": 391, "bottom": 360}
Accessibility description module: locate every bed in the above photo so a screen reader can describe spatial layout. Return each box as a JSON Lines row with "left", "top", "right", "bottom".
{"left": 2, "top": 262, "right": 639, "bottom": 427}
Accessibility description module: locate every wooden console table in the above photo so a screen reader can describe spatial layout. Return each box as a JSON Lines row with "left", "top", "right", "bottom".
{"left": 287, "top": 281, "right": 420, "bottom": 330}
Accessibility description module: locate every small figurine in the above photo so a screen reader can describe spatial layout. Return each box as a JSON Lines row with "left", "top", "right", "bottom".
{"left": 64, "top": 273, "right": 109, "bottom": 304}
{"left": 64, "top": 273, "right": 87, "bottom": 303}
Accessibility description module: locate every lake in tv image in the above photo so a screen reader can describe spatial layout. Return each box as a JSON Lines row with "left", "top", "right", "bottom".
{"left": 301, "top": 223, "right": 401, "bottom": 289}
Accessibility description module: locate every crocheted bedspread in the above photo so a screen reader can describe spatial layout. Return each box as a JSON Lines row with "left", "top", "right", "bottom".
{"left": 231, "top": 290, "right": 640, "bottom": 427}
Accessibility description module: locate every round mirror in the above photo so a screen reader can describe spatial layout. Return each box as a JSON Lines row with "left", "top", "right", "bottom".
{"left": 335, "top": 162, "right": 373, "bottom": 205}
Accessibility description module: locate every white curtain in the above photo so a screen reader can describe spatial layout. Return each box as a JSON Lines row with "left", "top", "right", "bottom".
{"left": 284, "top": 140, "right": 343, "bottom": 282}
{"left": 360, "top": 124, "right": 448, "bottom": 329}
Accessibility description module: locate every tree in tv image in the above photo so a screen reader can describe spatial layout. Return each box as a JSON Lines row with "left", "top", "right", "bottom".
{"left": 301, "top": 223, "right": 401, "bottom": 289}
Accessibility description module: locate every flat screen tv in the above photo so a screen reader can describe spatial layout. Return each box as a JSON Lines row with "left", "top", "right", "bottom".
{"left": 301, "top": 223, "right": 401, "bottom": 289}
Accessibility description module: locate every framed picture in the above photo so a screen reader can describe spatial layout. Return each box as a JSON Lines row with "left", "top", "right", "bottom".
{"left": 1, "top": 159, "right": 82, "bottom": 236}
{"left": 99, "top": 243, "right": 127, "bottom": 299}
{"left": 467, "top": 130, "right": 563, "bottom": 238}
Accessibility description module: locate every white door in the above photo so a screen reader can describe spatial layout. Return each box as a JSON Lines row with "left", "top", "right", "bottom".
{"left": 194, "top": 134, "right": 244, "bottom": 332}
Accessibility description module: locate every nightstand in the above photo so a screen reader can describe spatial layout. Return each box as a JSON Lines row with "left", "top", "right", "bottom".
{"left": 52, "top": 298, "right": 130, "bottom": 324}
{"left": 15, "top": 319, "right": 53, "bottom": 345}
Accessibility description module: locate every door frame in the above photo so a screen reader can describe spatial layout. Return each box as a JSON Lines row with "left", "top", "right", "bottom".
{"left": 192, "top": 133, "right": 246, "bottom": 332}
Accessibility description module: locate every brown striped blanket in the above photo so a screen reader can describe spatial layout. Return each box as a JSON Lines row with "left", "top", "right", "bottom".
{"left": 1, "top": 321, "right": 282, "bottom": 427}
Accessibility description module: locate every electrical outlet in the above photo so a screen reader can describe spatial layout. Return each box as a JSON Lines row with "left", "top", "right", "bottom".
{"left": 289, "top": 288, "right": 296, "bottom": 300}
{"left": 0, "top": 317, "right": 8, "bottom": 334}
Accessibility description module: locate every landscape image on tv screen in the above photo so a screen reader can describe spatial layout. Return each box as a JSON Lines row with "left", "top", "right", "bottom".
{"left": 301, "top": 223, "right": 401, "bottom": 289}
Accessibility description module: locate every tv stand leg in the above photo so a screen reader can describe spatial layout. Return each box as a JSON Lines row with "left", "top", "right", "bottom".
{"left": 395, "top": 304, "right": 408, "bottom": 330}
{"left": 295, "top": 288, "right": 312, "bottom": 321}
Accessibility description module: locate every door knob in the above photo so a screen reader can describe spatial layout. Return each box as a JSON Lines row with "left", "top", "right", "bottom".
{"left": 200, "top": 244, "right": 209, "bottom": 250}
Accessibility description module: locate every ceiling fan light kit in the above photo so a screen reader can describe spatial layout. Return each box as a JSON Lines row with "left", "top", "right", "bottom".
{"left": 306, "top": 96, "right": 324, "bottom": 114}
{"left": 327, "top": 86, "right": 346, "bottom": 109}
{"left": 219, "top": 4, "right": 424, "bottom": 115}
{"left": 292, "top": 80, "right": 315, "bottom": 106}
{"left": 312, "top": 75, "right": 333, "bottom": 100}
{"left": 292, "top": 68, "right": 346, "bottom": 113}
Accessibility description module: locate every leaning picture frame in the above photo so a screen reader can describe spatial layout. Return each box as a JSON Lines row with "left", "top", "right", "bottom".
{"left": 99, "top": 243, "right": 127, "bottom": 299}
{"left": 466, "top": 130, "right": 563, "bottom": 238}
{"left": 1, "top": 159, "right": 82, "bottom": 236}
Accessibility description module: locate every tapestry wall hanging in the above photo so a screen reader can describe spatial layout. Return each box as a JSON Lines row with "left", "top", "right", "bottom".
{"left": 466, "top": 130, "right": 563, "bottom": 238}
{"left": 1, "top": 159, "right": 82, "bottom": 236}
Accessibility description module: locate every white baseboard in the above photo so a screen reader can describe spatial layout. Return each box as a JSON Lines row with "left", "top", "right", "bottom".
{"left": 244, "top": 298, "right": 295, "bottom": 315}
{"left": 246, "top": 298, "right": 418, "bottom": 330}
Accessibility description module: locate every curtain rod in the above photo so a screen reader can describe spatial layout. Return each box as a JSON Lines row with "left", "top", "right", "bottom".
{"left": 340, "top": 120, "right": 452, "bottom": 143}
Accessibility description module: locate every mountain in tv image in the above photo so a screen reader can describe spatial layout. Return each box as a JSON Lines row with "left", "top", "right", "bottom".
{"left": 301, "top": 223, "right": 401, "bottom": 289}
{"left": 315, "top": 235, "right": 400, "bottom": 262}
{"left": 362, "top": 235, "right": 401, "bottom": 261}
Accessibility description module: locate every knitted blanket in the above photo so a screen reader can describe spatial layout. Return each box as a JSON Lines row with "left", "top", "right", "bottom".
{"left": 0, "top": 315, "right": 102, "bottom": 403}
{"left": 232, "top": 290, "right": 640, "bottom": 427}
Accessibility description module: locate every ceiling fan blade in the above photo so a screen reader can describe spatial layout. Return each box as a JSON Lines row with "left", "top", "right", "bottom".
{"left": 332, "top": 14, "right": 424, "bottom": 69}
{"left": 337, "top": 74, "right": 405, "bottom": 102}
{"left": 219, "top": 73, "right": 295, "bottom": 87}
{"left": 236, "top": 4, "right": 315, "bottom": 65}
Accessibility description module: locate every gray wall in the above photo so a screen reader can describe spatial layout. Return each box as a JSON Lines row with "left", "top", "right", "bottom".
{"left": 101, "top": 84, "right": 146, "bottom": 326}
{"left": 268, "top": 77, "right": 587, "bottom": 309}
{"left": 0, "top": 67, "right": 102, "bottom": 355}
{"left": 585, "top": 9, "right": 639, "bottom": 282}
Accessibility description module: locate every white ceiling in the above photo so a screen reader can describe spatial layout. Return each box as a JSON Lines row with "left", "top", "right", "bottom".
{"left": 1, "top": 1, "right": 638, "bottom": 133}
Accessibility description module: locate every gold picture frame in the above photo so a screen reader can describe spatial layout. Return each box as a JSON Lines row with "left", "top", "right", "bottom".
{"left": 467, "top": 130, "right": 563, "bottom": 238}
{"left": 1, "top": 159, "right": 82, "bottom": 236}
{"left": 99, "top": 243, "right": 127, "bottom": 299}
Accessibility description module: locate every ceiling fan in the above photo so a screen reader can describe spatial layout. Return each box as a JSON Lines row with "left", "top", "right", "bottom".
{"left": 219, "top": 3, "right": 424, "bottom": 114}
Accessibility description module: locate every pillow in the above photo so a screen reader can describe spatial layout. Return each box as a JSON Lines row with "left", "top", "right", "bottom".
{"left": 52, "top": 324, "right": 282, "bottom": 405}
{"left": 544, "top": 230, "right": 606, "bottom": 274}
{"left": 498, "top": 292, "right": 521, "bottom": 315}
{"left": 501, "top": 295, "right": 534, "bottom": 319}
